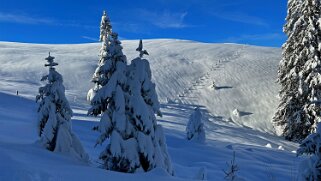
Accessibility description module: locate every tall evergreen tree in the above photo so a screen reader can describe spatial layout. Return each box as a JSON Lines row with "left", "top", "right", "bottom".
{"left": 278, "top": 0, "right": 302, "bottom": 85}
{"left": 88, "top": 19, "right": 173, "bottom": 173}
{"left": 273, "top": 0, "right": 321, "bottom": 141}
{"left": 88, "top": 30, "right": 129, "bottom": 170}
{"left": 87, "top": 11, "right": 114, "bottom": 102}
{"left": 99, "top": 11, "right": 112, "bottom": 42}
{"left": 283, "top": 0, "right": 302, "bottom": 36}
{"left": 124, "top": 40, "right": 173, "bottom": 174}
{"left": 88, "top": 10, "right": 129, "bottom": 172}
{"left": 36, "top": 53, "right": 88, "bottom": 160}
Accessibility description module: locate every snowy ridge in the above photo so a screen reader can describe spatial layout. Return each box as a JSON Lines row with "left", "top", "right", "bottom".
{"left": 0, "top": 40, "right": 301, "bottom": 180}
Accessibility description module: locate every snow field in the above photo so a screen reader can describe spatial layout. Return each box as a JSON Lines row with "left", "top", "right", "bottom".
{"left": 0, "top": 40, "right": 301, "bottom": 180}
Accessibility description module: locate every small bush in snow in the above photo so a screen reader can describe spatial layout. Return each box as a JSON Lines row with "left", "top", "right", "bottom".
{"left": 194, "top": 167, "right": 207, "bottom": 180}
{"left": 223, "top": 152, "right": 245, "bottom": 181}
{"left": 186, "top": 107, "right": 205, "bottom": 142}
{"left": 36, "top": 53, "right": 88, "bottom": 161}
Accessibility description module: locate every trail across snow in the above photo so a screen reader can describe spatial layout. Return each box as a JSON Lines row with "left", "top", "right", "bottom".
{"left": 0, "top": 39, "right": 281, "bottom": 132}
{"left": 0, "top": 40, "right": 302, "bottom": 180}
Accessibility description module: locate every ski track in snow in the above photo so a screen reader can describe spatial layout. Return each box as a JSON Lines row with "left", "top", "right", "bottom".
{"left": 0, "top": 40, "right": 302, "bottom": 180}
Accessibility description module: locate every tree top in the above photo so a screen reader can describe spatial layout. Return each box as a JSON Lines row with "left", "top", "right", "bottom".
{"left": 45, "top": 52, "right": 58, "bottom": 68}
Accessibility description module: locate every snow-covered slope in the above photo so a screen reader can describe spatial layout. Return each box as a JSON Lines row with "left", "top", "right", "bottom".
{"left": 0, "top": 91, "right": 300, "bottom": 181}
{"left": 0, "top": 40, "right": 302, "bottom": 180}
{"left": 0, "top": 39, "right": 281, "bottom": 132}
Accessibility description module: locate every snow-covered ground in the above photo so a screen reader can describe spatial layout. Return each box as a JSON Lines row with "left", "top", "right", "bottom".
{"left": 0, "top": 40, "right": 301, "bottom": 180}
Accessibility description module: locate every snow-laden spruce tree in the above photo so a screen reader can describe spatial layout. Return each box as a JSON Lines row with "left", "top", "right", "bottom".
{"left": 87, "top": 10, "right": 113, "bottom": 102}
{"left": 283, "top": 0, "right": 302, "bottom": 36}
{"left": 297, "top": 122, "right": 321, "bottom": 180}
{"left": 186, "top": 107, "right": 205, "bottom": 142}
{"left": 88, "top": 10, "right": 130, "bottom": 172}
{"left": 88, "top": 37, "right": 173, "bottom": 174}
{"left": 88, "top": 30, "right": 128, "bottom": 168}
{"left": 278, "top": 0, "right": 302, "bottom": 86}
{"left": 99, "top": 11, "right": 112, "bottom": 42}
{"left": 124, "top": 40, "right": 173, "bottom": 174}
{"left": 273, "top": 0, "right": 321, "bottom": 141}
{"left": 36, "top": 53, "right": 88, "bottom": 161}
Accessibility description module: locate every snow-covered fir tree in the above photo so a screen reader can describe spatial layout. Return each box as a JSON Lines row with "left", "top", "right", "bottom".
{"left": 283, "top": 0, "right": 302, "bottom": 37}
{"left": 297, "top": 122, "right": 321, "bottom": 180}
{"left": 278, "top": 0, "right": 302, "bottom": 86}
{"left": 88, "top": 30, "right": 128, "bottom": 170}
{"left": 186, "top": 107, "right": 205, "bottom": 142}
{"left": 125, "top": 40, "right": 173, "bottom": 174}
{"left": 88, "top": 13, "right": 173, "bottom": 174}
{"left": 99, "top": 11, "right": 112, "bottom": 42}
{"left": 88, "top": 10, "right": 130, "bottom": 172}
{"left": 273, "top": 0, "right": 321, "bottom": 141}
{"left": 36, "top": 53, "right": 88, "bottom": 161}
{"left": 87, "top": 10, "right": 113, "bottom": 102}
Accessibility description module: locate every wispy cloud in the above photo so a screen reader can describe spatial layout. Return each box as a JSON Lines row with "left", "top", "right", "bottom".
{"left": 138, "top": 10, "right": 189, "bottom": 29}
{"left": 0, "top": 12, "right": 96, "bottom": 29}
{"left": 0, "top": 12, "right": 55, "bottom": 25}
{"left": 212, "top": 11, "right": 269, "bottom": 27}
{"left": 81, "top": 36, "right": 98, "bottom": 41}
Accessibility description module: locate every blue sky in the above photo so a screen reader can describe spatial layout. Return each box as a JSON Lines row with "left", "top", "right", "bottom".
{"left": 0, "top": 0, "right": 287, "bottom": 47}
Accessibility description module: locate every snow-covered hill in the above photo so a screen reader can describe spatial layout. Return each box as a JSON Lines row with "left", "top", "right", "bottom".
{"left": 0, "top": 40, "right": 301, "bottom": 180}
{"left": 0, "top": 39, "right": 281, "bottom": 133}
